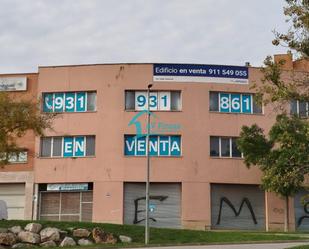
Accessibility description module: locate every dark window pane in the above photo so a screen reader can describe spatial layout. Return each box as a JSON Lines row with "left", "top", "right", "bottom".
{"left": 210, "top": 137, "right": 219, "bottom": 157}
{"left": 209, "top": 92, "right": 219, "bottom": 111}
{"left": 87, "top": 92, "right": 96, "bottom": 111}
{"left": 125, "top": 91, "right": 135, "bottom": 110}
{"left": 299, "top": 101, "right": 307, "bottom": 117}
{"left": 220, "top": 138, "right": 230, "bottom": 157}
{"left": 86, "top": 136, "right": 95, "bottom": 156}
{"left": 253, "top": 96, "right": 262, "bottom": 114}
{"left": 232, "top": 138, "right": 242, "bottom": 157}
{"left": 52, "top": 137, "right": 62, "bottom": 157}
{"left": 290, "top": 100, "right": 298, "bottom": 115}
{"left": 171, "top": 91, "right": 181, "bottom": 110}
{"left": 41, "top": 137, "right": 52, "bottom": 157}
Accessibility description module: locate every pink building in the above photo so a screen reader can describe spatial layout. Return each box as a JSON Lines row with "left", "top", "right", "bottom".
{"left": 1, "top": 54, "right": 308, "bottom": 231}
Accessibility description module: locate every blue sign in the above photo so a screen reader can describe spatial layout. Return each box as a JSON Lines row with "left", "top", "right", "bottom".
{"left": 124, "top": 135, "right": 181, "bottom": 157}
{"left": 219, "top": 93, "right": 253, "bottom": 114}
{"left": 242, "top": 94, "right": 252, "bottom": 113}
{"left": 63, "top": 137, "right": 85, "bottom": 157}
{"left": 76, "top": 92, "right": 86, "bottom": 112}
{"left": 43, "top": 92, "right": 91, "bottom": 113}
{"left": 153, "top": 63, "right": 248, "bottom": 84}
{"left": 63, "top": 137, "right": 74, "bottom": 157}
{"left": 43, "top": 93, "right": 53, "bottom": 112}
{"left": 219, "top": 93, "right": 230, "bottom": 112}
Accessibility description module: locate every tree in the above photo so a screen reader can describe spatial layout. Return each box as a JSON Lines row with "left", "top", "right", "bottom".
{"left": 0, "top": 92, "right": 54, "bottom": 165}
{"left": 255, "top": 0, "right": 309, "bottom": 107}
{"left": 272, "top": 0, "right": 309, "bottom": 59}
{"left": 239, "top": 2, "right": 308, "bottom": 232}
{"left": 237, "top": 114, "right": 309, "bottom": 232}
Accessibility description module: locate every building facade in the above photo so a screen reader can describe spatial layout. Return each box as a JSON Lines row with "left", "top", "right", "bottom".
{"left": 1, "top": 54, "right": 309, "bottom": 231}
{"left": 0, "top": 73, "right": 38, "bottom": 220}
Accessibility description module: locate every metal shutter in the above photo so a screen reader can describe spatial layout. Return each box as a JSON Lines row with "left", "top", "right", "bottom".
{"left": 0, "top": 184, "right": 25, "bottom": 220}
{"left": 294, "top": 190, "right": 309, "bottom": 230}
{"left": 211, "top": 184, "right": 265, "bottom": 230}
{"left": 124, "top": 183, "right": 181, "bottom": 228}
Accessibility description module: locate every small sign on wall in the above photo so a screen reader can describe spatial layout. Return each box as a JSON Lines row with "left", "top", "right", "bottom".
{"left": 47, "top": 183, "right": 89, "bottom": 191}
{"left": 0, "top": 77, "right": 27, "bottom": 91}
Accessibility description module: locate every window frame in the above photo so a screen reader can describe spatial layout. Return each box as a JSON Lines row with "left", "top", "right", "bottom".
{"left": 210, "top": 136, "right": 243, "bottom": 158}
{"left": 209, "top": 91, "right": 263, "bottom": 115}
{"left": 42, "top": 91, "right": 97, "bottom": 113}
{"left": 124, "top": 134, "right": 182, "bottom": 157}
{"left": 40, "top": 136, "right": 95, "bottom": 158}
{"left": 124, "top": 90, "right": 182, "bottom": 111}
{"left": 291, "top": 100, "right": 309, "bottom": 118}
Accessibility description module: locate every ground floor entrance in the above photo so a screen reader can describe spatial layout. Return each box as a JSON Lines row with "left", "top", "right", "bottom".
{"left": 124, "top": 183, "right": 182, "bottom": 228}
{"left": 38, "top": 183, "right": 93, "bottom": 222}
{"left": 0, "top": 183, "right": 25, "bottom": 219}
{"left": 211, "top": 184, "right": 265, "bottom": 230}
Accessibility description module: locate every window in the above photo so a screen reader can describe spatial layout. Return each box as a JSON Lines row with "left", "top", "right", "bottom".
{"left": 210, "top": 136, "right": 242, "bottom": 158}
{"left": 124, "top": 135, "right": 181, "bottom": 156}
{"left": 43, "top": 91, "right": 96, "bottom": 113}
{"left": 0, "top": 151, "right": 28, "bottom": 164}
{"left": 209, "top": 92, "right": 262, "bottom": 114}
{"left": 291, "top": 100, "right": 309, "bottom": 118}
{"left": 125, "top": 90, "right": 181, "bottom": 111}
{"left": 40, "top": 136, "right": 95, "bottom": 158}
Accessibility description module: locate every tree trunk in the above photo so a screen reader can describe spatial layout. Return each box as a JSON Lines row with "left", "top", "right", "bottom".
{"left": 284, "top": 195, "right": 289, "bottom": 232}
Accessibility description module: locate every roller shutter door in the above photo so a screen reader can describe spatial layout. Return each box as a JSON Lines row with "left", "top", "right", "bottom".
{"left": 211, "top": 184, "right": 265, "bottom": 230}
{"left": 294, "top": 190, "right": 309, "bottom": 230}
{"left": 124, "top": 183, "right": 181, "bottom": 228}
{"left": 0, "top": 184, "right": 25, "bottom": 220}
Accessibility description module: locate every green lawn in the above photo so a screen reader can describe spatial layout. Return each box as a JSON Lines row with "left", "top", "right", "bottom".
{"left": 286, "top": 246, "right": 309, "bottom": 249}
{"left": 0, "top": 220, "right": 308, "bottom": 247}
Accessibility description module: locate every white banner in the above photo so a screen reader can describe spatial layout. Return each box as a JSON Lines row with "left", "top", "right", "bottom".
{"left": 0, "top": 77, "right": 27, "bottom": 91}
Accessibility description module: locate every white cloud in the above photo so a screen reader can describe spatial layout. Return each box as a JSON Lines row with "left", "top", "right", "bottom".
{"left": 0, "top": 0, "right": 289, "bottom": 73}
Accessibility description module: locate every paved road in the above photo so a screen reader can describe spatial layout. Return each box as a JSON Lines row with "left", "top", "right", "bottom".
{"left": 144, "top": 242, "right": 309, "bottom": 249}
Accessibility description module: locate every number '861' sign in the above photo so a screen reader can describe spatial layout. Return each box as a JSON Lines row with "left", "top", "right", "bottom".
{"left": 219, "top": 93, "right": 252, "bottom": 113}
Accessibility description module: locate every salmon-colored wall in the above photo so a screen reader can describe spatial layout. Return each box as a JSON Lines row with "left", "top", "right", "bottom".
{"left": 33, "top": 57, "right": 308, "bottom": 230}
{"left": 34, "top": 64, "right": 273, "bottom": 227}
{"left": 0, "top": 73, "right": 38, "bottom": 172}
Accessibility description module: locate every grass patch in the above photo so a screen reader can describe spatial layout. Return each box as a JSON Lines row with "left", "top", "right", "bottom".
{"left": 0, "top": 220, "right": 307, "bottom": 247}
{"left": 286, "top": 246, "right": 309, "bottom": 249}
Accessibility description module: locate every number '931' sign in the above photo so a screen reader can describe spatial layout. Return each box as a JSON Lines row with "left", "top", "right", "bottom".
{"left": 135, "top": 91, "right": 171, "bottom": 111}
{"left": 43, "top": 92, "right": 96, "bottom": 113}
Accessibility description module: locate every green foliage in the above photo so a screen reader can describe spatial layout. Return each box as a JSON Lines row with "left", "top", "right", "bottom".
{"left": 273, "top": 0, "right": 309, "bottom": 58}
{"left": 253, "top": 0, "right": 309, "bottom": 107}
{"left": 237, "top": 114, "right": 309, "bottom": 197}
{"left": 0, "top": 92, "right": 54, "bottom": 165}
{"left": 259, "top": 56, "right": 304, "bottom": 106}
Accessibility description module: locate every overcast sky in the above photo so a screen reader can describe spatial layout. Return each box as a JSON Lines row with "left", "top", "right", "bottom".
{"left": 0, "top": 0, "right": 290, "bottom": 74}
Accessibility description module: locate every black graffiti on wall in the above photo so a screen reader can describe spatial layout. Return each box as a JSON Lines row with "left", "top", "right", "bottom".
{"left": 297, "top": 201, "right": 309, "bottom": 227}
{"left": 216, "top": 197, "right": 258, "bottom": 225}
{"left": 133, "top": 195, "right": 168, "bottom": 224}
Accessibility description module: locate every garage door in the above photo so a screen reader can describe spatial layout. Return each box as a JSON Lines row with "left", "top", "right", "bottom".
{"left": 294, "top": 190, "right": 309, "bottom": 230}
{"left": 124, "top": 183, "right": 181, "bottom": 228}
{"left": 0, "top": 183, "right": 25, "bottom": 220}
{"left": 211, "top": 184, "right": 265, "bottom": 230}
